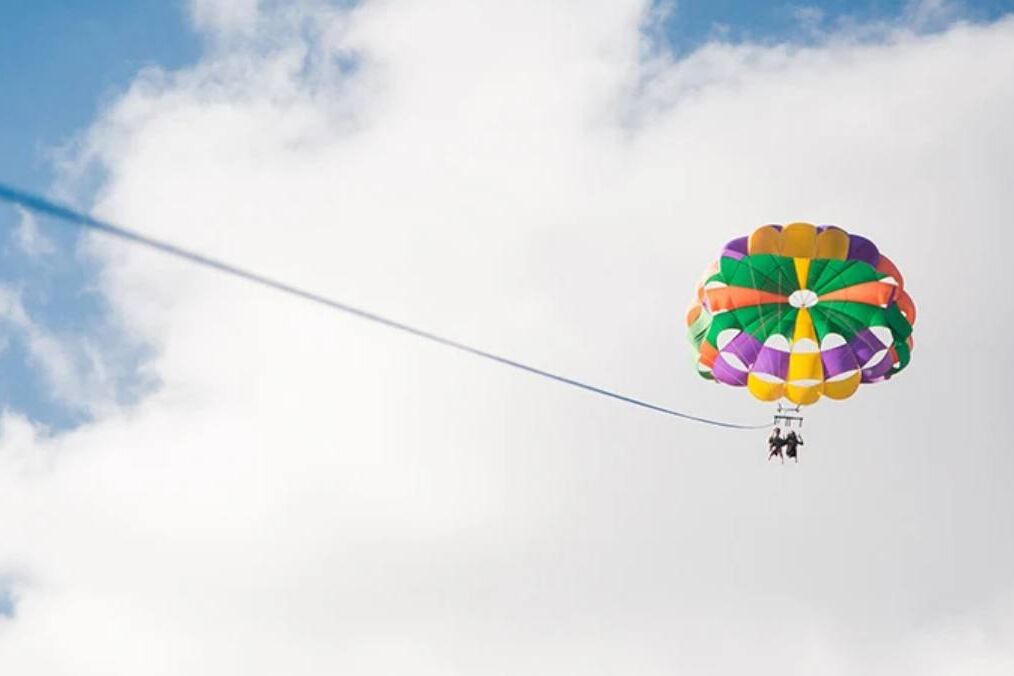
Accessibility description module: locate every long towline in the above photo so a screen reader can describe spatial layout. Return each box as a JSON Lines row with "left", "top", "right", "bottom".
{"left": 0, "top": 183, "right": 768, "bottom": 430}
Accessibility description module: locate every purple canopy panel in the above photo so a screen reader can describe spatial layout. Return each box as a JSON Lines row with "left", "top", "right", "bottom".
{"left": 848, "top": 328, "right": 887, "bottom": 367}
{"left": 723, "top": 332, "right": 763, "bottom": 368}
{"left": 846, "top": 234, "right": 881, "bottom": 267}
{"left": 861, "top": 355, "right": 894, "bottom": 382}
{"left": 712, "top": 355, "right": 749, "bottom": 386}
{"left": 721, "top": 236, "right": 748, "bottom": 261}
{"left": 752, "top": 346, "right": 790, "bottom": 380}
{"left": 820, "top": 344, "right": 860, "bottom": 379}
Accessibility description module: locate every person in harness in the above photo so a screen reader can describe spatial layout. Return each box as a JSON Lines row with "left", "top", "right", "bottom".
{"left": 784, "top": 430, "right": 803, "bottom": 462}
{"left": 768, "top": 427, "right": 785, "bottom": 462}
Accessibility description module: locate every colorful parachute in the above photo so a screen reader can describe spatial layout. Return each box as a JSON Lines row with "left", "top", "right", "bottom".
{"left": 686, "top": 223, "right": 916, "bottom": 405}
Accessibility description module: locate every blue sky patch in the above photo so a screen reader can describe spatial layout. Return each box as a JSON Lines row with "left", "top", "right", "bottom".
{"left": 0, "top": 0, "right": 1011, "bottom": 429}
{"left": 0, "top": 582, "right": 14, "bottom": 618}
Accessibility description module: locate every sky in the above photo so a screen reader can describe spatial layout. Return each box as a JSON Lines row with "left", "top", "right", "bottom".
{"left": 1, "top": 0, "right": 1014, "bottom": 674}
{"left": 0, "top": 0, "right": 199, "bottom": 428}
{"left": 1, "top": 0, "right": 1011, "bottom": 429}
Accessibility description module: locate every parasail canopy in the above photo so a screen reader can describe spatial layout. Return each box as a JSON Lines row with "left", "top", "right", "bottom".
{"left": 687, "top": 223, "right": 916, "bottom": 406}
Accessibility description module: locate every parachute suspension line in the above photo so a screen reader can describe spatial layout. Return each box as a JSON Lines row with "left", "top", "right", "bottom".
{"left": 0, "top": 183, "right": 769, "bottom": 431}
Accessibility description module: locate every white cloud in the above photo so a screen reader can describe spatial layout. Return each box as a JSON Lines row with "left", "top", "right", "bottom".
{"left": 2, "top": 1, "right": 1014, "bottom": 673}
{"left": 0, "top": 286, "right": 118, "bottom": 416}
{"left": 904, "top": 0, "right": 968, "bottom": 30}
{"left": 793, "top": 5, "right": 827, "bottom": 28}
{"left": 11, "top": 207, "right": 55, "bottom": 257}
{"left": 189, "top": 0, "right": 261, "bottom": 38}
